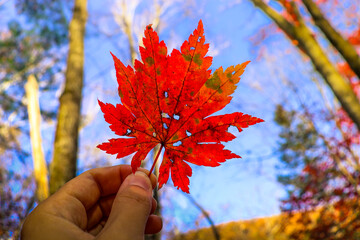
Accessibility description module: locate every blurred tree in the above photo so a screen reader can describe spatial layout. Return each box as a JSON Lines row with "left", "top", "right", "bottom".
{"left": 0, "top": 0, "right": 69, "bottom": 156}
{"left": 0, "top": 0, "right": 71, "bottom": 237}
{"left": 49, "top": 0, "right": 87, "bottom": 194}
{"left": 250, "top": 0, "right": 360, "bottom": 130}
{"left": 275, "top": 103, "right": 360, "bottom": 239}
{"left": 0, "top": 167, "right": 34, "bottom": 239}
{"left": 248, "top": 0, "right": 360, "bottom": 238}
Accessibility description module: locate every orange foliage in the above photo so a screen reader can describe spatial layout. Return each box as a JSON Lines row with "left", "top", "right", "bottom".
{"left": 279, "top": 0, "right": 300, "bottom": 25}
{"left": 170, "top": 200, "right": 360, "bottom": 240}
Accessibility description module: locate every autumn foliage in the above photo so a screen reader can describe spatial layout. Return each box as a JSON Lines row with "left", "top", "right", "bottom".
{"left": 248, "top": 0, "right": 360, "bottom": 238}
{"left": 170, "top": 202, "right": 360, "bottom": 240}
{"left": 264, "top": 0, "right": 360, "bottom": 239}
{"left": 98, "top": 21, "right": 263, "bottom": 193}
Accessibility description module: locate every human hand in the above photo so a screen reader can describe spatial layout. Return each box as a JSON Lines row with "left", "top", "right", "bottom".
{"left": 21, "top": 165, "right": 162, "bottom": 240}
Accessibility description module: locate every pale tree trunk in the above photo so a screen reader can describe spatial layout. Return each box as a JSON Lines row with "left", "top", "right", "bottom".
{"left": 50, "top": 0, "right": 87, "bottom": 194}
{"left": 25, "top": 74, "right": 49, "bottom": 202}
{"left": 250, "top": 0, "right": 360, "bottom": 131}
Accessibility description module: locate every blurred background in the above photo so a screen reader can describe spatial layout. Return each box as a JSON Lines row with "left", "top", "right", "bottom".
{"left": 1, "top": 0, "right": 359, "bottom": 239}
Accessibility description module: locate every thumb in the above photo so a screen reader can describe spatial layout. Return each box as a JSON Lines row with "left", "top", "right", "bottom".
{"left": 97, "top": 171, "right": 153, "bottom": 240}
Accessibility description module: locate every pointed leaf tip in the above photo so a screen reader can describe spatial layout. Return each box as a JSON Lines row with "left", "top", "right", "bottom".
{"left": 198, "top": 19, "right": 203, "bottom": 29}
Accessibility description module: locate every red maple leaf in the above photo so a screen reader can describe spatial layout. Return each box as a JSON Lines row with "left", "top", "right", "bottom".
{"left": 98, "top": 20, "right": 264, "bottom": 193}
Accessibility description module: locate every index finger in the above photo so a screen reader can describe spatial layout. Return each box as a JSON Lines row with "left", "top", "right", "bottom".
{"left": 59, "top": 165, "right": 157, "bottom": 210}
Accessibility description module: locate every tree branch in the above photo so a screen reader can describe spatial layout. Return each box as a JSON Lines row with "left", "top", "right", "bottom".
{"left": 250, "top": 0, "right": 296, "bottom": 40}
{"left": 301, "top": 0, "right": 360, "bottom": 79}
{"left": 250, "top": 0, "right": 360, "bottom": 131}
{"left": 183, "top": 193, "right": 221, "bottom": 240}
{"left": 112, "top": 0, "right": 138, "bottom": 65}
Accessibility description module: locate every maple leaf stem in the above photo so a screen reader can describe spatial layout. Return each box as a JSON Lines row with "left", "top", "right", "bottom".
{"left": 148, "top": 144, "right": 164, "bottom": 177}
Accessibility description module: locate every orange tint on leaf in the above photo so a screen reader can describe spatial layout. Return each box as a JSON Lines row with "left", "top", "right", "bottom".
{"left": 97, "top": 20, "right": 264, "bottom": 193}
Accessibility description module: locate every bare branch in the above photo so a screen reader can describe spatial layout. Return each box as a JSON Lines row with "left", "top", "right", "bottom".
{"left": 183, "top": 193, "right": 221, "bottom": 240}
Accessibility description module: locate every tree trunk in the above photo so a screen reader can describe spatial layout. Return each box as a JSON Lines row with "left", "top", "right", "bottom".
{"left": 49, "top": 0, "right": 87, "bottom": 194}
{"left": 250, "top": 0, "right": 360, "bottom": 131}
{"left": 25, "top": 74, "right": 49, "bottom": 202}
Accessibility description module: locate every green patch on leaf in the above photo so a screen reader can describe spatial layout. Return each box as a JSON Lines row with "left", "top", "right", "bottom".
{"left": 183, "top": 54, "right": 192, "bottom": 62}
{"left": 188, "top": 147, "right": 193, "bottom": 154}
{"left": 118, "top": 89, "right": 123, "bottom": 98}
{"left": 205, "top": 72, "right": 222, "bottom": 93}
{"left": 146, "top": 57, "right": 155, "bottom": 66}
{"left": 227, "top": 72, "right": 235, "bottom": 83}
{"left": 193, "top": 53, "right": 203, "bottom": 66}
{"left": 158, "top": 47, "right": 166, "bottom": 56}
{"left": 172, "top": 134, "right": 178, "bottom": 141}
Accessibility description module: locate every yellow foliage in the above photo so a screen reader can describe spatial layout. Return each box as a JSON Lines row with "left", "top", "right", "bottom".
{"left": 171, "top": 200, "right": 360, "bottom": 240}
{"left": 172, "top": 215, "right": 288, "bottom": 240}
